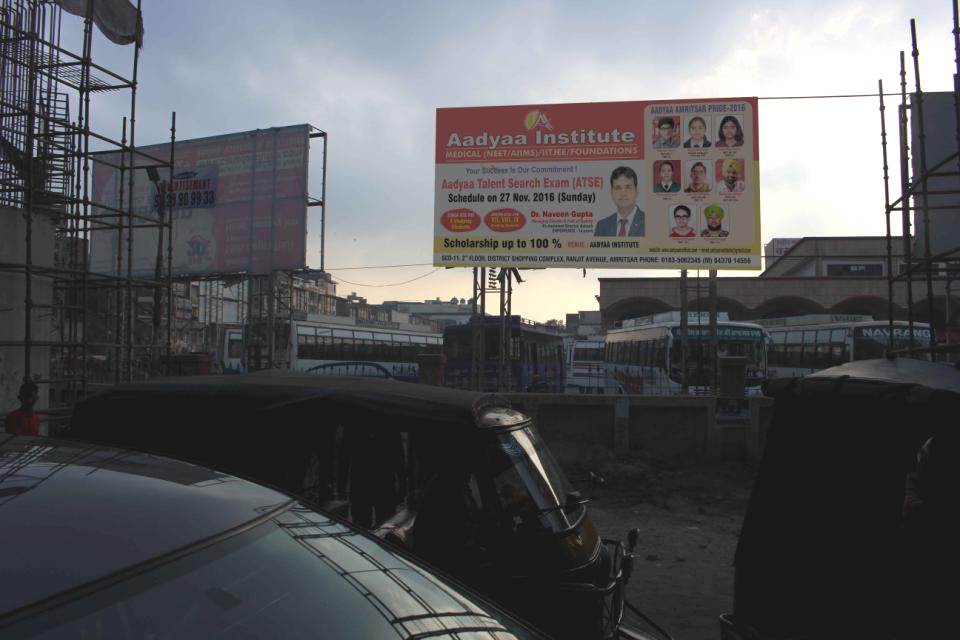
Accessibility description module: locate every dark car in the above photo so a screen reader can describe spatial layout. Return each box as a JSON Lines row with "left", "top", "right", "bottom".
{"left": 0, "top": 434, "right": 547, "bottom": 639}
{"left": 721, "top": 358, "right": 960, "bottom": 640}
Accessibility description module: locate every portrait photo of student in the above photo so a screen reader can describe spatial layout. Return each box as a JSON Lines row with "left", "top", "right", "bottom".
{"left": 669, "top": 204, "right": 696, "bottom": 238}
{"left": 701, "top": 204, "right": 729, "bottom": 237}
{"left": 652, "top": 116, "right": 680, "bottom": 149}
{"left": 683, "top": 161, "right": 711, "bottom": 193}
{"left": 716, "top": 158, "right": 745, "bottom": 193}
{"left": 653, "top": 160, "right": 680, "bottom": 193}
{"left": 716, "top": 115, "right": 744, "bottom": 148}
{"left": 682, "top": 115, "right": 712, "bottom": 148}
{"left": 593, "top": 165, "right": 645, "bottom": 237}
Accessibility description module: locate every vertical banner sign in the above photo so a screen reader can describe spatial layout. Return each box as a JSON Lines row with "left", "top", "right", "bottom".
{"left": 89, "top": 125, "right": 310, "bottom": 278}
{"left": 434, "top": 99, "right": 760, "bottom": 269}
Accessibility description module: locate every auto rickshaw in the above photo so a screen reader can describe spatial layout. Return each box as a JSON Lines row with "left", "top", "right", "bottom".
{"left": 68, "top": 371, "right": 670, "bottom": 640}
{"left": 720, "top": 357, "right": 960, "bottom": 639}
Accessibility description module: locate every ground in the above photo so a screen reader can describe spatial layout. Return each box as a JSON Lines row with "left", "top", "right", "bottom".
{"left": 567, "top": 455, "right": 757, "bottom": 640}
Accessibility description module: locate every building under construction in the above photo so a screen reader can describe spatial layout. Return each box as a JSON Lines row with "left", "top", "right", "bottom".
{"left": 0, "top": 0, "right": 174, "bottom": 429}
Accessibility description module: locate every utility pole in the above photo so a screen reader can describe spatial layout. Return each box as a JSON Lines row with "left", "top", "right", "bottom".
{"left": 680, "top": 269, "right": 689, "bottom": 394}
{"left": 709, "top": 270, "right": 718, "bottom": 394}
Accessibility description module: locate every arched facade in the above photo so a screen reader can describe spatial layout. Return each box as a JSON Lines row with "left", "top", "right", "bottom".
{"left": 603, "top": 297, "right": 672, "bottom": 328}
{"left": 830, "top": 295, "right": 900, "bottom": 320}
{"left": 752, "top": 296, "right": 825, "bottom": 319}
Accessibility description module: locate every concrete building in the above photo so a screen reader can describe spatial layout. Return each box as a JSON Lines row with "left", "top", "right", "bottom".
{"left": 599, "top": 236, "right": 958, "bottom": 335}
{"left": 382, "top": 297, "right": 476, "bottom": 327}
{"left": 565, "top": 310, "right": 603, "bottom": 336}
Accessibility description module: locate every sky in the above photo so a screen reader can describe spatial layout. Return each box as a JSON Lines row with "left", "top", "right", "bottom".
{"left": 68, "top": 0, "right": 959, "bottom": 322}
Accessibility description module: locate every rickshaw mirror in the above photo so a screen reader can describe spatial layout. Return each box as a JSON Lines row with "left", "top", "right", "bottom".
{"left": 565, "top": 490, "right": 587, "bottom": 509}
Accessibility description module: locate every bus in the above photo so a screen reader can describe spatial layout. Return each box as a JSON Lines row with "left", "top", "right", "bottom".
{"left": 221, "top": 321, "right": 443, "bottom": 381}
{"left": 758, "top": 315, "right": 934, "bottom": 378}
{"left": 563, "top": 336, "right": 624, "bottom": 394}
{"left": 443, "top": 316, "right": 565, "bottom": 392}
{"left": 292, "top": 320, "right": 442, "bottom": 382}
{"left": 604, "top": 311, "right": 769, "bottom": 395}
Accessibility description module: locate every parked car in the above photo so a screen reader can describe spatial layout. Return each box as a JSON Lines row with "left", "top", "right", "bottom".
{"left": 66, "top": 372, "right": 669, "bottom": 640}
{"left": 720, "top": 357, "right": 960, "bottom": 639}
{"left": 0, "top": 434, "right": 547, "bottom": 639}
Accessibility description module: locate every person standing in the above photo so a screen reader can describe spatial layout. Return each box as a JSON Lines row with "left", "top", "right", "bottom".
{"left": 5, "top": 381, "right": 40, "bottom": 436}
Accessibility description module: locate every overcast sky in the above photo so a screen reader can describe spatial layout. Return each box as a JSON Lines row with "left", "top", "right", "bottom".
{"left": 71, "top": 0, "right": 958, "bottom": 322}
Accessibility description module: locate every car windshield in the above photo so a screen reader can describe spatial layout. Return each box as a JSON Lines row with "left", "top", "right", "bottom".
{"left": 5, "top": 504, "right": 534, "bottom": 640}
{"left": 485, "top": 426, "right": 583, "bottom": 533}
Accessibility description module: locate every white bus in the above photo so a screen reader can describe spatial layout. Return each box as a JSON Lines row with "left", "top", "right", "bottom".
{"left": 758, "top": 315, "right": 934, "bottom": 378}
{"left": 221, "top": 321, "right": 442, "bottom": 381}
{"left": 563, "top": 336, "right": 624, "bottom": 394}
{"left": 292, "top": 320, "right": 442, "bottom": 382}
{"left": 604, "top": 312, "right": 769, "bottom": 395}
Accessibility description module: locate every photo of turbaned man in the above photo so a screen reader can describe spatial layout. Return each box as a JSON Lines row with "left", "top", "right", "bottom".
{"left": 593, "top": 166, "right": 645, "bottom": 237}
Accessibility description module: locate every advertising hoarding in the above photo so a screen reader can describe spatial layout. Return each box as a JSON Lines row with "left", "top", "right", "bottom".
{"left": 89, "top": 125, "right": 310, "bottom": 278}
{"left": 910, "top": 92, "right": 960, "bottom": 259}
{"left": 434, "top": 99, "right": 760, "bottom": 270}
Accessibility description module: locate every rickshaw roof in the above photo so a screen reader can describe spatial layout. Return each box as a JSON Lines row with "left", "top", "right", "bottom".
{"left": 735, "top": 357, "right": 960, "bottom": 635}
{"left": 766, "top": 356, "right": 960, "bottom": 399}
{"left": 78, "top": 371, "right": 521, "bottom": 429}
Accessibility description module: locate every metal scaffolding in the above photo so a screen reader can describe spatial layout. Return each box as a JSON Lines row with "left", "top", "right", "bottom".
{"left": 0, "top": 0, "right": 173, "bottom": 429}
{"left": 878, "top": 3, "right": 960, "bottom": 360}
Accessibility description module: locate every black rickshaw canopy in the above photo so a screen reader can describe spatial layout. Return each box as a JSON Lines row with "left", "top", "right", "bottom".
{"left": 728, "top": 358, "right": 960, "bottom": 639}
{"left": 74, "top": 370, "right": 523, "bottom": 432}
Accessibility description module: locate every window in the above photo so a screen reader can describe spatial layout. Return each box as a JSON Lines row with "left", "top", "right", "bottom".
{"left": 5, "top": 507, "right": 486, "bottom": 639}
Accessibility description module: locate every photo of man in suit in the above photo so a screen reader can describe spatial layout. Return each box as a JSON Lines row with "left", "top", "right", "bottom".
{"left": 594, "top": 166, "right": 645, "bottom": 237}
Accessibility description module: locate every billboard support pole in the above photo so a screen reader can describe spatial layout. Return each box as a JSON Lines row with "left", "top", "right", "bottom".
{"left": 709, "top": 270, "right": 718, "bottom": 395}
{"left": 165, "top": 112, "right": 176, "bottom": 370}
{"left": 267, "top": 271, "right": 276, "bottom": 369}
{"left": 498, "top": 269, "right": 508, "bottom": 393}
{"left": 680, "top": 269, "right": 689, "bottom": 394}
{"left": 321, "top": 131, "right": 328, "bottom": 273}
{"left": 471, "top": 267, "right": 482, "bottom": 390}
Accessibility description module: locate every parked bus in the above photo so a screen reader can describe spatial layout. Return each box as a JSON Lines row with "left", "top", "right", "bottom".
{"left": 757, "top": 315, "right": 934, "bottom": 378}
{"left": 221, "top": 321, "right": 442, "bottom": 381}
{"left": 443, "top": 316, "right": 565, "bottom": 392}
{"left": 292, "top": 320, "right": 442, "bottom": 382}
{"left": 604, "top": 311, "right": 769, "bottom": 395}
{"left": 563, "top": 336, "right": 624, "bottom": 394}
{"left": 223, "top": 327, "right": 244, "bottom": 373}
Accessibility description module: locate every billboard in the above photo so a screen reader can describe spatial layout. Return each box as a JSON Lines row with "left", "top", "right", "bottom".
{"left": 910, "top": 92, "right": 960, "bottom": 259}
{"left": 434, "top": 99, "right": 760, "bottom": 270}
{"left": 89, "top": 125, "right": 310, "bottom": 278}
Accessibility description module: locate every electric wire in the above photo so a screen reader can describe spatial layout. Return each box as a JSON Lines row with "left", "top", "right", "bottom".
{"left": 329, "top": 268, "right": 442, "bottom": 288}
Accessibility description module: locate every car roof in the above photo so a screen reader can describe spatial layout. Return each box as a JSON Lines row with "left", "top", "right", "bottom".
{"left": 0, "top": 435, "right": 290, "bottom": 616}
{"left": 0, "top": 435, "right": 541, "bottom": 638}
{"left": 78, "top": 371, "right": 511, "bottom": 428}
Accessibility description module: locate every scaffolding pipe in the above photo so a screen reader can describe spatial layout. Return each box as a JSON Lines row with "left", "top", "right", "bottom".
{"left": 910, "top": 20, "right": 937, "bottom": 361}
{"left": 899, "top": 52, "right": 917, "bottom": 353}
{"left": 879, "top": 81, "right": 896, "bottom": 351}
